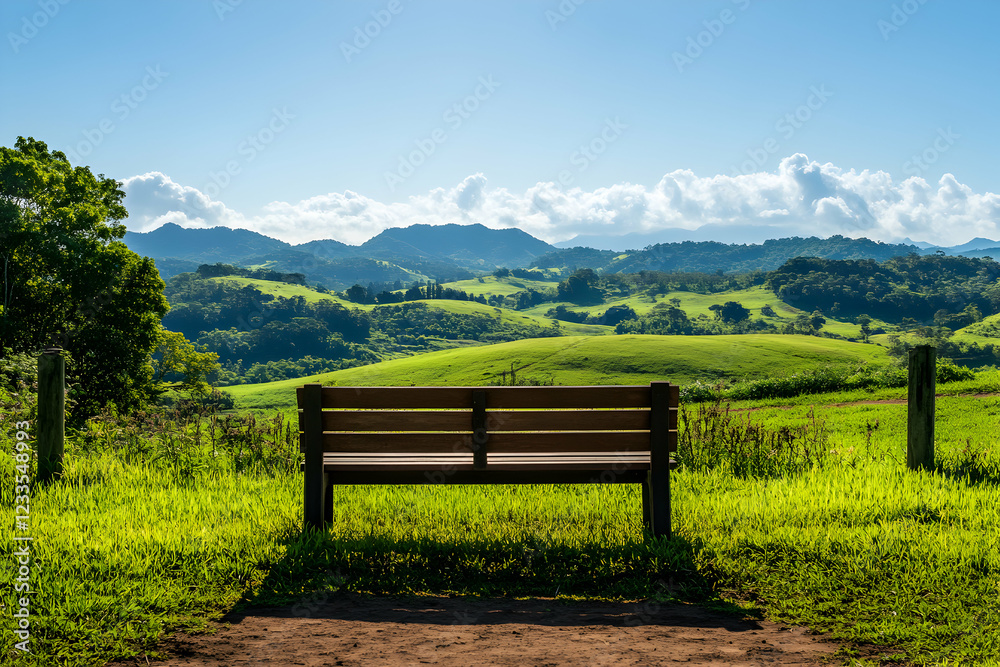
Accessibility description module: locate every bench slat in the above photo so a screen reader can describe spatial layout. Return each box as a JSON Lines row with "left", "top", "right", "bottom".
{"left": 309, "top": 409, "right": 652, "bottom": 432}
{"left": 312, "top": 469, "right": 653, "bottom": 485}
{"left": 312, "top": 431, "right": 655, "bottom": 454}
{"left": 306, "top": 385, "right": 652, "bottom": 409}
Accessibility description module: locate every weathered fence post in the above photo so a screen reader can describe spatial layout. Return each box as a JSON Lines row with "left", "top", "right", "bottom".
{"left": 37, "top": 347, "right": 66, "bottom": 483}
{"left": 907, "top": 345, "right": 935, "bottom": 471}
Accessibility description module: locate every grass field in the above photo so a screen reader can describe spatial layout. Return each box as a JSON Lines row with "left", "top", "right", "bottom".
{"left": 208, "top": 277, "right": 355, "bottom": 306}
{"left": 440, "top": 274, "right": 560, "bottom": 297}
{"left": 225, "top": 334, "right": 892, "bottom": 413}
{"left": 4, "top": 387, "right": 1000, "bottom": 665}
{"left": 514, "top": 286, "right": 894, "bottom": 340}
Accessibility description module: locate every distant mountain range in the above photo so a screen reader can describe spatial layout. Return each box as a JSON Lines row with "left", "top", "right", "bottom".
{"left": 123, "top": 222, "right": 998, "bottom": 289}
{"left": 123, "top": 222, "right": 556, "bottom": 287}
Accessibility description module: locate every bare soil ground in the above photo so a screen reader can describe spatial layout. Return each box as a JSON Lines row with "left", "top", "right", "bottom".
{"left": 106, "top": 594, "right": 841, "bottom": 666}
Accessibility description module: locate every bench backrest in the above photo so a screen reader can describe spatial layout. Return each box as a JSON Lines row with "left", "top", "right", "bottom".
{"left": 297, "top": 383, "right": 678, "bottom": 469}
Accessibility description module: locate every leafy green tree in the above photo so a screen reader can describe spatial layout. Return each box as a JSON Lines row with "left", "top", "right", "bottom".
{"left": 151, "top": 326, "right": 221, "bottom": 400}
{"left": 0, "top": 137, "right": 168, "bottom": 418}
{"left": 709, "top": 301, "right": 750, "bottom": 324}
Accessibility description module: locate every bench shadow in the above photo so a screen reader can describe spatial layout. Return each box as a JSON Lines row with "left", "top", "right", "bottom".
{"left": 222, "top": 592, "right": 765, "bottom": 633}
{"left": 233, "top": 527, "right": 758, "bottom": 630}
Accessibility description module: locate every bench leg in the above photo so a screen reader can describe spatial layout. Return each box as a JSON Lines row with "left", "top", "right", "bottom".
{"left": 647, "top": 468, "right": 671, "bottom": 539}
{"left": 304, "top": 468, "right": 327, "bottom": 531}
{"left": 641, "top": 481, "right": 651, "bottom": 530}
{"left": 324, "top": 472, "right": 333, "bottom": 525}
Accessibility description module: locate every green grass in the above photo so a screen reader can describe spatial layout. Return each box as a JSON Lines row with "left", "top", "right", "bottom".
{"left": 207, "top": 277, "right": 354, "bottom": 306}
{"left": 226, "top": 334, "right": 891, "bottom": 413}
{"left": 516, "top": 286, "right": 892, "bottom": 339}
{"left": 439, "top": 274, "right": 560, "bottom": 297}
{"left": 952, "top": 312, "right": 1000, "bottom": 345}
{"left": 4, "top": 392, "right": 1000, "bottom": 665}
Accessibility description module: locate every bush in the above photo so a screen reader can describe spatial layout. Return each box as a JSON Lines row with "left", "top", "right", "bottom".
{"left": 680, "top": 359, "right": 977, "bottom": 403}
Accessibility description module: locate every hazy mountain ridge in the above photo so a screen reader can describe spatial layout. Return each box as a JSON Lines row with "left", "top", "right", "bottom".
{"left": 124, "top": 222, "right": 552, "bottom": 285}
{"left": 124, "top": 222, "right": 991, "bottom": 287}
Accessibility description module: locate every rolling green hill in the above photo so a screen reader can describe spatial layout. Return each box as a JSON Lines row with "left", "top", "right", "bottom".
{"left": 440, "top": 275, "right": 560, "bottom": 297}
{"left": 226, "top": 334, "right": 891, "bottom": 412}
{"left": 204, "top": 277, "right": 609, "bottom": 335}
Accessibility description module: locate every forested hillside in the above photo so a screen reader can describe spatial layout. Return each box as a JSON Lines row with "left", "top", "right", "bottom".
{"left": 533, "top": 235, "right": 919, "bottom": 274}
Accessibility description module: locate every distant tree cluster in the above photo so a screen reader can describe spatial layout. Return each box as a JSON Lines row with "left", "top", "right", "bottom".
{"left": 195, "top": 262, "right": 306, "bottom": 285}
{"left": 767, "top": 254, "right": 1000, "bottom": 323}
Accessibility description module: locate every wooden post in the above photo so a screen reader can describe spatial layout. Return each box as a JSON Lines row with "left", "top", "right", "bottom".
{"left": 302, "top": 383, "right": 327, "bottom": 530}
{"left": 37, "top": 347, "right": 65, "bottom": 483}
{"left": 648, "top": 381, "right": 673, "bottom": 539}
{"left": 907, "top": 345, "right": 935, "bottom": 471}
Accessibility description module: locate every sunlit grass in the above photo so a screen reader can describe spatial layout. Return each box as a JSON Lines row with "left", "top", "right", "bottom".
{"left": 3, "top": 390, "right": 1000, "bottom": 665}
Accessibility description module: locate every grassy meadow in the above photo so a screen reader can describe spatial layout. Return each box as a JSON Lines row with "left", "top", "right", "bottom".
{"left": 225, "top": 333, "right": 891, "bottom": 413}
{"left": 4, "top": 337, "right": 1000, "bottom": 665}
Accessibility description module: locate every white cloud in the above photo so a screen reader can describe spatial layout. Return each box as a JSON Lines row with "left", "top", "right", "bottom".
{"left": 121, "top": 155, "right": 1000, "bottom": 246}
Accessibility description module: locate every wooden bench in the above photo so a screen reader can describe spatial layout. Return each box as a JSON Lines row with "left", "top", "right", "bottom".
{"left": 296, "top": 382, "right": 679, "bottom": 538}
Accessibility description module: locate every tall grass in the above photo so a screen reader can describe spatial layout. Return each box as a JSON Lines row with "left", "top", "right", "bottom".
{"left": 677, "top": 396, "right": 829, "bottom": 477}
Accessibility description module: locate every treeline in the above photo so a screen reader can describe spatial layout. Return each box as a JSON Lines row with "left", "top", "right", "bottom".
{"left": 194, "top": 262, "right": 307, "bottom": 285}
{"left": 767, "top": 254, "right": 1000, "bottom": 322}
{"left": 344, "top": 281, "right": 489, "bottom": 305}
{"left": 531, "top": 235, "right": 920, "bottom": 275}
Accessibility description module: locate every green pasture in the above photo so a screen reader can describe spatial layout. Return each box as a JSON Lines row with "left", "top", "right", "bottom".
{"left": 514, "top": 285, "right": 888, "bottom": 339}
{"left": 4, "top": 390, "right": 1000, "bottom": 665}
{"left": 226, "top": 334, "right": 892, "bottom": 413}
{"left": 207, "top": 277, "right": 354, "bottom": 306}
{"left": 439, "top": 274, "right": 560, "bottom": 297}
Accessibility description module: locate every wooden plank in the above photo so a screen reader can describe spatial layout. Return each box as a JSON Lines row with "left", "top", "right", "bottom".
{"left": 487, "top": 409, "right": 650, "bottom": 431}
{"left": 302, "top": 383, "right": 326, "bottom": 531}
{"left": 318, "top": 431, "right": 652, "bottom": 453}
{"left": 320, "top": 453, "right": 651, "bottom": 464}
{"left": 324, "top": 469, "right": 650, "bottom": 485}
{"left": 314, "top": 409, "right": 650, "bottom": 432}
{"left": 319, "top": 385, "right": 651, "bottom": 409}
{"left": 321, "top": 410, "right": 472, "bottom": 432}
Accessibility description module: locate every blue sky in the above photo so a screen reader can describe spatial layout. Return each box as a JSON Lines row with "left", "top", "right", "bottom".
{"left": 2, "top": 0, "right": 998, "bottom": 246}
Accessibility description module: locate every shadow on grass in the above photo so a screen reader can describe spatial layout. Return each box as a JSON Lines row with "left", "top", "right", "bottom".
{"left": 235, "top": 527, "right": 756, "bottom": 628}
{"left": 934, "top": 457, "right": 1000, "bottom": 486}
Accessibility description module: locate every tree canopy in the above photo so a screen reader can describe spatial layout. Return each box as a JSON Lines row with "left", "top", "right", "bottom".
{"left": 0, "top": 137, "right": 169, "bottom": 418}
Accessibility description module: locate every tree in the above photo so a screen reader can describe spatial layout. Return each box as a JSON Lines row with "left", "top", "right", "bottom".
{"left": 151, "top": 325, "right": 221, "bottom": 400}
{"left": 557, "top": 268, "right": 602, "bottom": 304}
{"left": 709, "top": 301, "right": 750, "bottom": 324}
{"left": 0, "top": 137, "right": 168, "bottom": 418}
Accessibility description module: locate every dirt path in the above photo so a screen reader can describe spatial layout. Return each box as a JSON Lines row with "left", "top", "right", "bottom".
{"left": 106, "top": 595, "right": 841, "bottom": 666}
